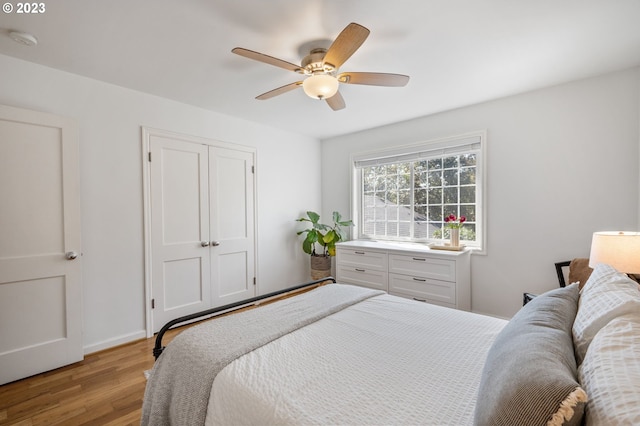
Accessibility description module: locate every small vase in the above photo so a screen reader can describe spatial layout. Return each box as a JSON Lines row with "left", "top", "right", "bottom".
{"left": 449, "top": 228, "right": 460, "bottom": 247}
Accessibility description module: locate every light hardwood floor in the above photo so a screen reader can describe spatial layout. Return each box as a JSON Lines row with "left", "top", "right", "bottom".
{"left": 0, "top": 328, "right": 182, "bottom": 426}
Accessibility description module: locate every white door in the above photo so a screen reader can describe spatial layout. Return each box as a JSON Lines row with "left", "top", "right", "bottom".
{"left": 209, "top": 147, "right": 256, "bottom": 306}
{"left": 148, "top": 135, "right": 211, "bottom": 332}
{"left": 146, "top": 130, "right": 256, "bottom": 333}
{"left": 0, "top": 104, "right": 83, "bottom": 385}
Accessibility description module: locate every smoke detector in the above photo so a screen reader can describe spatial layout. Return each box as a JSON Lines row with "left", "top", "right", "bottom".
{"left": 9, "top": 31, "right": 38, "bottom": 47}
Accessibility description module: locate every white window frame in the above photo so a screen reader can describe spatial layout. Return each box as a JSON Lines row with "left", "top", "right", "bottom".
{"left": 350, "top": 131, "right": 487, "bottom": 254}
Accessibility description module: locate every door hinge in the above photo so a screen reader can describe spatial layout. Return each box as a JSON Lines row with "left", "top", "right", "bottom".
{"left": 253, "top": 277, "right": 256, "bottom": 286}
{"left": 148, "top": 152, "right": 152, "bottom": 162}
{"left": 251, "top": 165, "right": 255, "bottom": 174}
{"left": 151, "top": 298, "right": 155, "bottom": 309}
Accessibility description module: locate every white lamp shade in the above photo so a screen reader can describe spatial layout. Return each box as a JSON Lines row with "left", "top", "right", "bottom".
{"left": 302, "top": 74, "right": 339, "bottom": 99}
{"left": 589, "top": 231, "right": 640, "bottom": 274}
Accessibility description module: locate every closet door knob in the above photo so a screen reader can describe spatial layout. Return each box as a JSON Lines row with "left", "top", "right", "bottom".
{"left": 65, "top": 251, "right": 78, "bottom": 260}
{"left": 211, "top": 241, "right": 221, "bottom": 247}
{"left": 201, "top": 241, "right": 210, "bottom": 247}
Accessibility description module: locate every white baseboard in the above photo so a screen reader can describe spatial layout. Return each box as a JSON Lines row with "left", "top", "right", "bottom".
{"left": 83, "top": 329, "right": 147, "bottom": 355}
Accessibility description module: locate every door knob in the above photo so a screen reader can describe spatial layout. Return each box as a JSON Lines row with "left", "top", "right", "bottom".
{"left": 201, "top": 241, "right": 210, "bottom": 247}
{"left": 65, "top": 251, "right": 78, "bottom": 260}
{"left": 211, "top": 241, "right": 221, "bottom": 246}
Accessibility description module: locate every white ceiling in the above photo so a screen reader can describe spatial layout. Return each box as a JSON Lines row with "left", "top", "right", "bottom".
{"left": 1, "top": 0, "right": 640, "bottom": 140}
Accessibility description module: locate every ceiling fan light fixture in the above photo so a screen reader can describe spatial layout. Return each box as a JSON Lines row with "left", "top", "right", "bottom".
{"left": 232, "top": 22, "right": 408, "bottom": 110}
{"left": 302, "top": 74, "right": 339, "bottom": 100}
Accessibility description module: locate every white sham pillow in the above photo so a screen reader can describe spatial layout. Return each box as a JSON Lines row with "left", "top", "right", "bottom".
{"left": 572, "top": 263, "right": 640, "bottom": 364}
{"left": 578, "top": 313, "right": 640, "bottom": 426}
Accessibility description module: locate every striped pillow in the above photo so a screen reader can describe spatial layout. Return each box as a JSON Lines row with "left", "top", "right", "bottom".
{"left": 572, "top": 263, "right": 640, "bottom": 364}
{"left": 475, "top": 284, "right": 586, "bottom": 426}
{"left": 578, "top": 313, "right": 640, "bottom": 425}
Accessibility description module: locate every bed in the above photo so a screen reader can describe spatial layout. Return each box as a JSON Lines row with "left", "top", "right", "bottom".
{"left": 142, "top": 263, "right": 640, "bottom": 426}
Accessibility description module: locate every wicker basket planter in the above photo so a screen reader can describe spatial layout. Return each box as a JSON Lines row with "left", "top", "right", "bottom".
{"left": 310, "top": 254, "right": 331, "bottom": 280}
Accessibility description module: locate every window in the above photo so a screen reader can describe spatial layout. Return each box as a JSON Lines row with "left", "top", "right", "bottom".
{"left": 352, "top": 132, "right": 485, "bottom": 251}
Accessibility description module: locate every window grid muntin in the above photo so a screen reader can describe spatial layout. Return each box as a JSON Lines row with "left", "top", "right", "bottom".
{"left": 361, "top": 152, "right": 477, "bottom": 243}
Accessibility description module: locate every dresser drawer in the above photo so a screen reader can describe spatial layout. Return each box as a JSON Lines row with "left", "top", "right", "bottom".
{"left": 388, "top": 273, "right": 455, "bottom": 305}
{"left": 388, "top": 254, "right": 455, "bottom": 282}
{"left": 336, "top": 248, "right": 387, "bottom": 272}
{"left": 393, "top": 293, "right": 456, "bottom": 310}
{"left": 336, "top": 265, "right": 388, "bottom": 291}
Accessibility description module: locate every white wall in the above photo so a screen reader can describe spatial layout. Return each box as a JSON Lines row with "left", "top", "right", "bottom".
{"left": 322, "top": 67, "right": 640, "bottom": 319}
{"left": 0, "top": 54, "right": 321, "bottom": 353}
{"left": 2, "top": 52, "right": 638, "bottom": 349}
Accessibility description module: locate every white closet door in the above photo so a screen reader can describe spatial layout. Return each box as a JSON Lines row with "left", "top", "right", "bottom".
{"left": 209, "top": 147, "right": 256, "bottom": 306}
{"left": 146, "top": 129, "right": 257, "bottom": 333}
{"left": 0, "top": 104, "right": 83, "bottom": 385}
{"left": 149, "top": 136, "right": 211, "bottom": 332}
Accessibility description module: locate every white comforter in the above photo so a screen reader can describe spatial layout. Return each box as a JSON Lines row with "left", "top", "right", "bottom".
{"left": 206, "top": 293, "right": 507, "bottom": 425}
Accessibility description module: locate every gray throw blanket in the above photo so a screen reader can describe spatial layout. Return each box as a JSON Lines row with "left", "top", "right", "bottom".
{"left": 141, "top": 284, "right": 383, "bottom": 426}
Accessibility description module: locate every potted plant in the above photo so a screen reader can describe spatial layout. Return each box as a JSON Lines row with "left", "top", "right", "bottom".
{"left": 296, "top": 211, "right": 354, "bottom": 279}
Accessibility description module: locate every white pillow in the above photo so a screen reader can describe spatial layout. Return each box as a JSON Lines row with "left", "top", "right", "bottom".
{"left": 578, "top": 313, "right": 640, "bottom": 426}
{"left": 572, "top": 263, "right": 640, "bottom": 364}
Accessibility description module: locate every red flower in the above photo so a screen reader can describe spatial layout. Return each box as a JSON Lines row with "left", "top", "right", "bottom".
{"left": 444, "top": 214, "right": 466, "bottom": 229}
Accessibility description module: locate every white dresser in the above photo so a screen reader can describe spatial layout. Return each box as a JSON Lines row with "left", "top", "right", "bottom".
{"left": 336, "top": 240, "right": 471, "bottom": 311}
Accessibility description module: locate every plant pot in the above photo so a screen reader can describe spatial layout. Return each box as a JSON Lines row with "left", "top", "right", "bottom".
{"left": 310, "top": 254, "right": 331, "bottom": 280}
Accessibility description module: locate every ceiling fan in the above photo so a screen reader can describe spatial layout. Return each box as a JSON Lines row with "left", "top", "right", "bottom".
{"left": 232, "top": 22, "right": 410, "bottom": 111}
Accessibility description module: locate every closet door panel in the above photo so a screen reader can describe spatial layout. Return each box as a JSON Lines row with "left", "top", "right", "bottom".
{"left": 209, "top": 147, "right": 256, "bottom": 305}
{"left": 149, "top": 136, "right": 211, "bottom": 332}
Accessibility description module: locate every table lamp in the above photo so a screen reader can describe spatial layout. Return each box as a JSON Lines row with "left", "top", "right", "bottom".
{"left": 589, "top": 231, "right": 640, "bottom": 280}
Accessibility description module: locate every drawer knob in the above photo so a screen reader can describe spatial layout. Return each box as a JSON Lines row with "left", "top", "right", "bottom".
{"left": 413, "top": 297, "right": 427, "bottom": 302}
{"left": 413, "top": 277, "right": 426, "bottom": 282}
{"left": 355, "top": 268, "right": 366, "bottom": 272}
{"left": 412, "top": 257, "right": 426, "bottom": 261}
{"left": 355, "top": 251, "right": 365, "bottom": 255}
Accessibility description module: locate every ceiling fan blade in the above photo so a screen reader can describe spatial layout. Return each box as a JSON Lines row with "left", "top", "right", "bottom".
{"left": 323, "top": 23, "right": 370, "bottom": 69}
{"left": 255, "top": 82, "right": 303, "bottom": 100}
{"left": 325, "top": 91, "right": 346, "bottom": 111}
{"left": 338, "top": 72, "right": 410, "bottom": 87}
{"left": 232, "top": 47, "right": 303, "bottom": 73}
